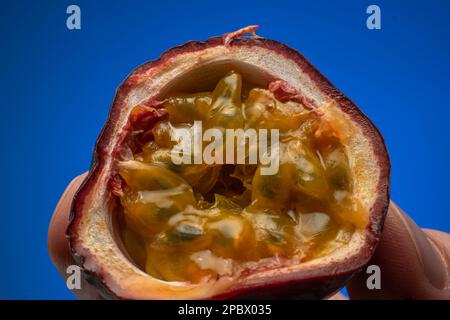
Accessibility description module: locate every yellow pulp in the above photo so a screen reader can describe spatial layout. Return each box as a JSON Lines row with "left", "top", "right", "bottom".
{"left": 118, "top": 71, "right": 367, "bottom": 283}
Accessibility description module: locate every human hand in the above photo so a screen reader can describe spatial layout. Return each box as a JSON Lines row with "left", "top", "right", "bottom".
{"left": 48, "top": 174, "right": 450, "bottom": 299}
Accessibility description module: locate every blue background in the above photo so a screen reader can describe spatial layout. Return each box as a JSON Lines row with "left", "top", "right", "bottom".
{"left": 1, "top": 0, "right": 449, "bottom": 299}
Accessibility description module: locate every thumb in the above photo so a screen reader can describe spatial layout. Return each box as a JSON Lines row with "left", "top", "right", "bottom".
{"left": 347, "top": 202, "right": 450, "bottom": 299}
{"left": 48, "top": 172, "right": 103, "bottom": 300}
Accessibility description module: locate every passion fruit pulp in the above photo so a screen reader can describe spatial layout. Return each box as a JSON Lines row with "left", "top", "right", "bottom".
{"left": 118, "top": 71, "right": 366, "bottom": 283}
{"left": 68, "top": 26, "right": 390, "bottom": 299}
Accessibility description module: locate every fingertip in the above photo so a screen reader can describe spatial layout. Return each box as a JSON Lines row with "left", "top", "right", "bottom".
{"left": 423, "top": 229, "right": 450, "bottom": 290}
{"left": 48, "top": 173, "right": 87, "bottom": 272}
{"left": 347, "top": 202, "right": 450, "bottom": 299}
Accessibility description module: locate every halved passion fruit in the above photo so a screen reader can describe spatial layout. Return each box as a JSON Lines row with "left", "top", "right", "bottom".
{"left": 68, "top": 26, "right": 390, "bottom": 299}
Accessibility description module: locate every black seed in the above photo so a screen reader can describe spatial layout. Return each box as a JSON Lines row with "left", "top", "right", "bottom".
{"left": 259, "top": 175, "right": 279, "bottom": 198}
{"left": 169, "top": 223, "right": 204, "bottom": 242}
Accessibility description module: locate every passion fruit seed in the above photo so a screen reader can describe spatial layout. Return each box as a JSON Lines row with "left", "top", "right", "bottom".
{"left": 164, "top": 93, "right": 212, "bottom": 124}
{"left": 207, "top": 71, "right": 244, "bottom": 129}
{"left": 118, "top": 72, "right": 366, "bottom": 283}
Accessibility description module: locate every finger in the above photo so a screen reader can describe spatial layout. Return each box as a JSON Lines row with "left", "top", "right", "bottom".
{"left": 48, "top": 172, "right": 103, "bottom": 300}
{"left": 327, "top": 292, "right": 348, "bottom": 300}
{"left": 347, "top": 202, "right": 450, "bottom": 299}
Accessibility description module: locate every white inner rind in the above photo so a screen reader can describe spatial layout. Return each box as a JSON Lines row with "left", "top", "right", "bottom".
{"left": 74, "top": 43, "right": 381, "bottom": 299}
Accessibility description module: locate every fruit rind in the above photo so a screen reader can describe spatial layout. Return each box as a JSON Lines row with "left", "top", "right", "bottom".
{"left": 67, "top": 32, "right": 390, "bottom": 300}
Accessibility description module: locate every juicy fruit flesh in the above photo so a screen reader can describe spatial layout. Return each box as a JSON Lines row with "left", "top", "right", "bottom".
{"left": 117, "top": 71, "right": 367, "bottom": 283}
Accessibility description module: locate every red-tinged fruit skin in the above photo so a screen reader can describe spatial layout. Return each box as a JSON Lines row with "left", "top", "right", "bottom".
{"left": 67, "top": 27, "right": 390, "bottom": 300}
